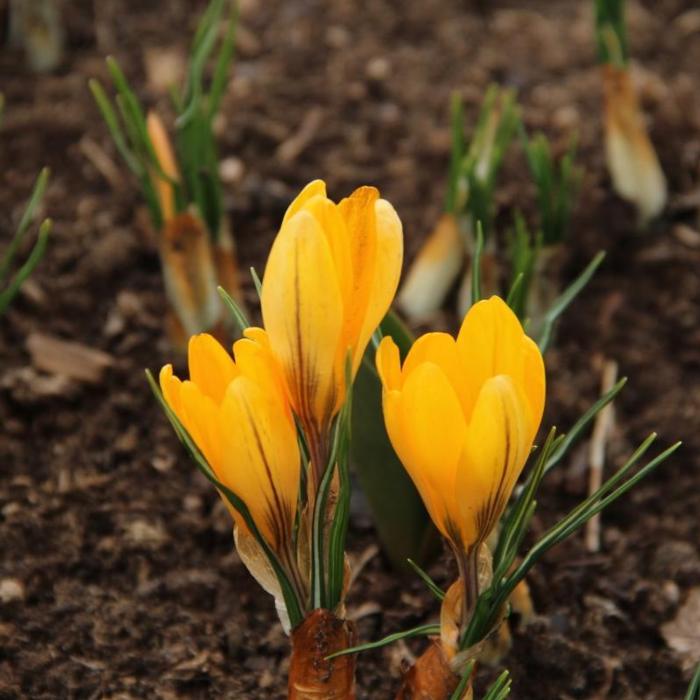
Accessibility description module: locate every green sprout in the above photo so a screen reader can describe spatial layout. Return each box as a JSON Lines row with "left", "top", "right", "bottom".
{"left": 90, "top": 0, "right": 237, "bottom": 238}
{"left": 448, "top": 86, "right": 520, "bottom": 240}
{"left": 505, "top": 214, "right": 540, "bottom": 322}
{"left": 0, "top": 168, "right": 51, "bottom": 316}
{"left": 595, "top": 0, "right": 628, "bottom": 67}
{"left": 686, "top": 665, "right": 700, "bottom": 700}
{"left": 523, "top": 132, "right": 581, "bottom": 247}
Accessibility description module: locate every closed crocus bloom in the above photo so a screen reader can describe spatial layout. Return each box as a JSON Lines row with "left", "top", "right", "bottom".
{"left": 376, "top": 296, "right": 545, "bottom": 553}
{"left": 159, "top": 331, "right": 300, "bottom": 552}
{"left": 261, "top": 180, "right": 403, "bottom": 476}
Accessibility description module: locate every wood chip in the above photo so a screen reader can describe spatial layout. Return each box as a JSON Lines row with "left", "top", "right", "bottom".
{"left": 673, "top": 224, "right": 700, "bottom": 249}
{"left": 661, "top": 587, "right": 700, "bottom": 671}
{"left": 0, "top": 578, "right": 25, "bottom": 603}
{"left": 26, "top": 333, "right": 113, "bottom": 383}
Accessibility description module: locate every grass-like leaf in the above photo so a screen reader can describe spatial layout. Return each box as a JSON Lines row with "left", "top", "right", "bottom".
{"left": 0, "top": 219, "right": 51, "bottom": 316}
{"left": 456, "top": 85, "right": 520, "bottom": 238}
{"left": 407, "top": 559, "right": 445, "bottom": 601}
{"left": 446, "top": 92, "right": 465, "bottom": 215}
{"left": 685, "top": 664, "right": 700, "bottom": 700}
{"left": 506, "top": 213, "right": 540, "bottom": 320}
{"left": 208, "top": 1, "right": 238, "bottom": 120}
{"left": 482, "top": 670, "right": 512, "bottom": 700}
{"left": 523, "top": 132, "right": 580, "bottom": 247}
{"left": 537, "top": 251, "right": 605, "bottom": 353}
{"left": 449, "top": 660, "right": 476, "bottom": 700}
{"left": 470, "top": 221, "right": 484, "bottom": 305}
{"left": 595, "top": 0, "right": 627, "bottom": 66}
{"left": 326, "top": 357, "right": 354, "bottom": 608}
{"left": 543, "top": 376, "right": 627, "bottom": 475}
{"left": 461, "top": 435, "right": 680, "bottom": 648}
{"left": 326, "top": 623, "right": 440, "bottom": 660}
{"left": 217, "top": 285, "right": 249, "bottom": 333}
{"left": 493, "top": 428, "right": 560, "bottom": 581}
{"left": 0, "top": 168, "right": 50, "bottom": 282}
{"left": 250, "top": 266, "right": 263, "bottom": 299}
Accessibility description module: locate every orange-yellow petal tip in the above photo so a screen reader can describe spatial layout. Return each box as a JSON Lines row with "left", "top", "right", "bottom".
{"left": 283, "top": 180, "right": 328, "bottom": 224}
{"left": 159, "top": 363, "right": 174, "bottom": 388}
{"left": 376, "top": 336, "right": 401, "bottom": 391}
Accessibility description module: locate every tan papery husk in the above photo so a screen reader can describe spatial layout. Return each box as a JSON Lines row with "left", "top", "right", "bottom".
{"left": 159, "top": 211, "right": 223, "bottom": 345}
{"left": 395, "top": 545, "right": 493, "bottom": 699}
{"left": 602, "top": 64, "right": 666, "bottom": 223}
{"left": 398, "top": 213, "right": 465, "bottom": 321}
{"left": 288, "top": 609, "right": 357, "bottom": 700}
{"left": 234, "top": 524, "right": 292, "bottom": 633}
{"left": 394, "top": 639, "right": 472, "bottom": 700}
{"left": 213, "top": 220, "right": 246, "bottom": 312}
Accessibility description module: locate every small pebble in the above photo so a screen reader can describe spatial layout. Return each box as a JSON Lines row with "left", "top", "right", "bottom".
{"left": 219, "top": 157, "right": 245, "bottom": 185}
{"left": 366, "top": 57, "right": 391, "bottom": 82}
{"left": 0, "top": 579, "right": 25, "bottom": 603}
{"left": 151, "top": 451, "right": 175, "bottom": 473}
{"left": 326, "top": 25, "right": 350, "bottom": 49}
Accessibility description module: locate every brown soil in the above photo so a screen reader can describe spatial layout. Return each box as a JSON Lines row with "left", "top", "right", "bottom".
{"left": 2, "top": 0, "right": 700, "bottom": 698}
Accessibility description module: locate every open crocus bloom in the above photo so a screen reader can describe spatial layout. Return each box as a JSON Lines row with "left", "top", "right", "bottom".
{"left": 376, "top": 296, "right": 545, "bottom": 552}
{"left": 159, "top": 331, "right": 300, "bottom": 552}
{"left": 261, "top": 180, "right": 403, "bottom": 468}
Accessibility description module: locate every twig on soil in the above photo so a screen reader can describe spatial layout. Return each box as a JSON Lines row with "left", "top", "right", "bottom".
{"left": 586, "top": 359, "right": 619, "bottom": 553}
{"left": 275, "top": 107, "right": 324, "bottom": 164}
{"left": 80, "top": 136, "right": 124, "bottom": 191}
{"left": 348, "top": 543, "right": 380, "bottom": 590}
{"left": 26, "top": 332, "right": 114, "bottom": 384}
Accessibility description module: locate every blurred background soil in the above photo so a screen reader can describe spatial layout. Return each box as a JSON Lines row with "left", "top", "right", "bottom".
{"left": 1, "top": 0, "right": 700, "bottom": 697}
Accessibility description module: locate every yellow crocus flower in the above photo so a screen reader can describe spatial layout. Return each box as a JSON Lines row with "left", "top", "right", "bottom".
{"left": 376, "top": 296, "right": 545, "bottom": 553}
{"left": 261, "top": 180, "right": 403, "bottom": 478}
{"left": 159, "top": 331, "right": 300, "bottom": 553}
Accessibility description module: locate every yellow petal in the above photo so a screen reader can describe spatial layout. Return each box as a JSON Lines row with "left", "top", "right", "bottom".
{"left": 179, "top": 379, "right": 223, "bottom": 471}
{"left": 188, "top": 333, "right": 238, "bottom": 405}
{"left": 233, "top": 330, "right": 292, "bottom": 424}
{"left": 401, "top": 332, "right": 471, "bottom": 418}
{"left": 381, "top": 386, "right": 449, "bottom": 538}
{"left": 457, "top": 375, "right": 533, "bottom": 547}
{"left": 261, "top": 209, "right": 344, "bottom": 432}
{"left": 456, "top": 296, "right": 541, "bottom": 420}
{"left": 396, "top": 361, "right": 466, "bottom": 541}
{"left": 338, "top": 186, "right": 380, "bottom": 349}
{"left": 282, "top": 179, "right": 327, "bottom": 225}
{"left": 159, "top": 364, "right": 183, "bottom": 417}
{"left": 352, "top": 198, "right": 404, "bottom": 373}
{"left": 375, "top": 336, "right": 402, "bottom": 391}
{"left": 301, "top": 194, "right": 353, "bottom": 307}
{"left": 219, "top": 376, "right": 300, "bottom": 548}
{"left": 243, "top": 326, "right": 272, "bottom": 349}
{"left": 522, "top": 335, "right": 546, "bottom": 437}
{"left": 160, "top": 364, "right": 222, "bottom": 470}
